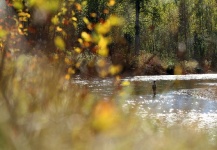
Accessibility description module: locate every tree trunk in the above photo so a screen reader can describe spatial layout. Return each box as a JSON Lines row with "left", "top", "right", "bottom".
{"left": 178, "top": 0, "right": 188, "bottom": 60}
{"left": 135, "top": 0, "right": 140, "bottom": 55}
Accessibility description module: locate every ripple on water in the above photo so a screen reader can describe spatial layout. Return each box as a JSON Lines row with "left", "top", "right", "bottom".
{"left": 73, "top": 74, "right": 217, "bottom": 137}
{"left": 123, "top": 93, "right": 217, "bottom": 134}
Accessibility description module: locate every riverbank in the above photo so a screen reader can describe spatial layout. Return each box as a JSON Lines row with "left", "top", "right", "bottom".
{"left": 73, "top": 52, "right": 215, "bottom": 78}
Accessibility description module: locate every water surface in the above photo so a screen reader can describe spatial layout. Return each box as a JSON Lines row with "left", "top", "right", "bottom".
{"left": 72, "top": 74, "right": 217, "bottom": 134}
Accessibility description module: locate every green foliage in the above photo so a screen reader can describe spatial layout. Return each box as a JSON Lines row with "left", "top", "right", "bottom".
{"left": 3, "top": 0, "right": 216, "bottom": 73}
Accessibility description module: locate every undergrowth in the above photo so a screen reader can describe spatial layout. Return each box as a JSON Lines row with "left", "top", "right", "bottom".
{"left": 0, "top": 54, "right": 216, "bottom": 150}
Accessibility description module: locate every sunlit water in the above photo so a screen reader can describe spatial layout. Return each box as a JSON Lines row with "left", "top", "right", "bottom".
{"left": 72, "top": 74, "right": 217, "bottom": 138}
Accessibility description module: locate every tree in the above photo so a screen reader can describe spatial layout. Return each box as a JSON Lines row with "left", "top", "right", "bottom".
{"left": 178, "top": 0, "right": 189, "bottom": 60}
{"left": 135, "top": 0, "right": 141, "bottom": 55}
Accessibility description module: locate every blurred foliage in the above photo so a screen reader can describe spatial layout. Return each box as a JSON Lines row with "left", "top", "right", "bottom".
{"left": 0, "top": 0, "right": 217, "bottom": 149}
{"left": 0, "top": 55, "right": 216, "bottom": 149}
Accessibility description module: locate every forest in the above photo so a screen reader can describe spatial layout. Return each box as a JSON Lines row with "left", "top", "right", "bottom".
{"left": 1, "top": 0, "right": 217, "bottom": 77}
{"left": 1, "top": 0, "right": 217, "bottom": 149}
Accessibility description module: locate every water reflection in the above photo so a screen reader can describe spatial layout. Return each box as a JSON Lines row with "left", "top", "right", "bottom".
{"left": 72, "top": 74, "right": 217, "bottom": 132}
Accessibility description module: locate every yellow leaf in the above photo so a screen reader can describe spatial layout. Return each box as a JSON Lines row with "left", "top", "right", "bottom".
{"left": 56, "top": 26, "right": 63, "bottom": 32}
{"left": 0, "top": 29, "right": 7, "bottom": 38}
{"left": 19, "top": 23, "right": 23, "bottom": 28}
{"left": 73, "top": 22, "right": 78, "bottom": 28}
{"left": 65, "top": 74, "right": 71, "bottom": 80}
{"left": 81, "top": 1, "right": 87, "bottom": 6}
{"left": 109, "top": 65, "right": 122, "bottom": 75}
{"left": 87, "top": 23, "right": 93, "bottom": 30}
{"left": 50, "top": 1, "right": 60, "bottom": 11}
{"left": 97, "top": 36, "right": 110, "bottom": 57}
{"left": 95, "top": 22, "right": 111, "bottom": 34}
{"left": 18, "top": 28, "right": 24, "bottom": 35}
{"left": 19, "top": 17, "right": 27, "bottom": 22}
{"left": 68, "top": 67, "right": 75, "bottom": 74}
{"left": 74, "top": 47, "right": 82, "bottom": 53}
{"left": 107, "top": 0, "right": 116, "bottom": 6}
{"left": 108, "top": 15, "right": 124, "bottom": 26}
{"left": 78, "top": 38, "right": 83, "bottom": 44}
{"left": 98, "top": 36, "right": 110, "bottom": 48}
{"left": 81, "top": 32, "right": 92, "bottom": 42}
{"left": 97, "top": 47, "right": 109, "bottom": 57}
{"left": 83, "top": 17, "right": 89, "bottom": 24}
{"left": 71, "top": 10, "right": 75, "bottom": 16}
{"left": 51, "top": 16, "right": 59, "bottom": 25}
{"left": 43, "top": 0, "right": 60, "bottom": 11}
{"left": 64, "top": 57, "right": 71, "bottom": 65}
{"left": 26, "top": 13, "right": 31, "bottom": 18}
{"left": 13, "top": 1, "right": 23, "bottom": 10}
{"left": 121, "top": 81, "right": 130, "bottom": 86}
{"left": 28, "top": 0, "right": 36, "bottom": 6}
{"left": 54, "top": 36, "right": 65, "bottom": 50}
{"left": 61, "top": 7, "right": 67, "bottom": 15}
{"left": 18, "top": 12, "right": 28, "bottom": 17}
{"left": 71, "top": 17, "right": 77, "bottom": 21}
{"left": 92, "top": 100, "right": 120, "bottom": 131}
{"left": 17, "top": 12, "right": 30, "bottom": 18}
{"left": 75, "top": 3, "right": 82, "bottom": 11}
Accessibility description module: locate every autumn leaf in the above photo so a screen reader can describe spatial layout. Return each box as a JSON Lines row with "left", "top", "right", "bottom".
{"left": 108, "top": 15, "right": 124, "bottom": 26}
{"left": 91, "top": 100, "right": 120, "bottom": 131}
{"left": 74, "top": 3, "right": 82, "bottom": 11}
{"left": 68, "top": 67, "right": 75, "bottom": 74}
{"left": 121, "top": 81, "right": 130, "bottom": 86}
{"left": 74, "top": 47, "right": 82, "bottom": 53}
{"left": 95, "top": 21, "right": 111, "bottom": 35}
{"left": 71, "top": 17, "right": 77, "bottom": 22}
{"left": 107, "top": 0, "right": 116, "bottom": 6}
{"left": 65, "top": 74, "right": 70, "bottom": 80}
{"left": 97, "top": 36, "right": 111, "bottom": 57}
{"left": 83, "top": 17, "right": 89, "bottom": 24}
{"left": 54, "top": 36, "right": 65, "bottom": 50}
{"left": 0, "top": 29, "right": 7, "bottom": 38}
{"left": 109, "top": 65, "right": 122, "bottom": 75}
{"left": 51, "top": 15, "right": 59, "bottom": 25}
{"left": 13, "top": 1, "right": 23, "bottom": 10}
{"left": 81, "top": 32, "right": 92, "bottom": 42}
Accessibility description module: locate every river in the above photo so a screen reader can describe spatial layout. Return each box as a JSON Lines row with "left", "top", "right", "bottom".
{"left": 72, "top": 74, "right": 217, "bottom": 138}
